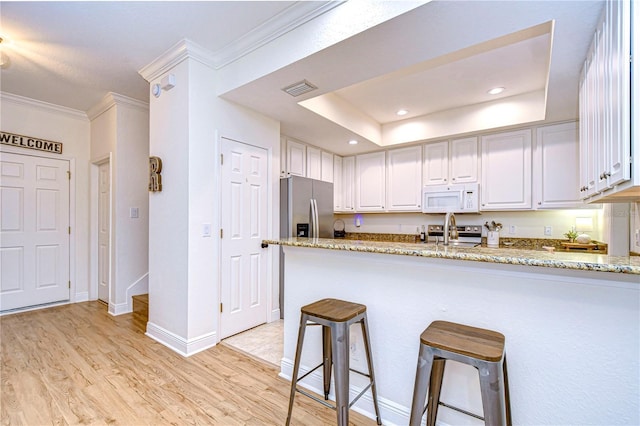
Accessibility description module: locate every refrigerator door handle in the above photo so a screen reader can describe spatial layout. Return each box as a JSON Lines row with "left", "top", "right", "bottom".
{"left": 311, "top": 198, "right": 319, "bottom": 238}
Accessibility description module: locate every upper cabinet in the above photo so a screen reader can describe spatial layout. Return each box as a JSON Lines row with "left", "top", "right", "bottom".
{"left": 356, "top": 151, "right": 386, "bottom": 211}
{"left": 342, "top": 156, "right": 356, "bottom": 212}
{"left": 306, "top": 146, "right": 322, "bottom": 180}
{"left": 387, "top": 146, "right": 422, "bottom": 211}
{"left": 321, "top": 151, "right": 334, "bottom": 183}
{"left": 333, "top": 155, "right": 343, "bottom": 211}
{"left": 480, "top": 129, "right": 532, "bottom": 210}
{"left": 579, "top": 0, "right": 636, "bottom": 202}
{"left": 282, "top": 137, "right": 334, "bottom": 183}
{"left": 423, "top": 137, "right": 478, "bottom": 186}
{"left": 286, "top": 139, "right": 306, "bottom": 177}
{"left": 534, "top": 122, "right": 582, "bottom": 209}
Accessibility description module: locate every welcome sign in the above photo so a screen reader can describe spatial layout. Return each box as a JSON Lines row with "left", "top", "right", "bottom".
{"left": 0, "top": 131, "right": 63, "bottom": 154}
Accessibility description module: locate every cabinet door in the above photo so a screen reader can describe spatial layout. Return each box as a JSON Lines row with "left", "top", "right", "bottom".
{"left": 450, "top": 137, "right": 478, "bottom": 183}
{"left": 306, "top": 146, "right": 322, "bottom": 180}
{"left": 356, "top": 152, "right": 386, "bottom": 211}
{"left": 423, "top": 141, "right": 448, "bottom": 186}
{"left": 321, "top": 151, "right": 334, "bottom": 183}
{"left": 280, "top": 137, "right": 287, "bottom": 178}
{"left": 605, "top": 0, "right": 631, "bottom": 187}
{"left": 387, "top": 146, "right": 422, "bottom": 211}
{"left": 333, "top": 155, "right": 343, "bottom": 211}
{"left": 286, "top": 140, "right": 306, "bottom": 177}
{"left": 342, "top": 156, "right": 355, "bottom": 211}
{"left": 481, "top": 129, "right": 532, "bottom": 210}
{"left": 535, "top": 122, "right": 582, "bottom": 208}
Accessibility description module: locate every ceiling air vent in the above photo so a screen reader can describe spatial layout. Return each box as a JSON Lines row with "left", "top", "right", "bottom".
{"left": 282, "top": 80, "right": 317, "bottom": 97}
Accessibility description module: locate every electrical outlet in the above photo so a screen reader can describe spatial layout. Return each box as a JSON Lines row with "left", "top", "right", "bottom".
{"left": 544, "top": 226, "right": 552, "bottom": 236}
{"left": 635, "top": 229, "right": 640, "bottom": 246}
{"left": 509, "top": 225, "right": 516, "bottom": 235}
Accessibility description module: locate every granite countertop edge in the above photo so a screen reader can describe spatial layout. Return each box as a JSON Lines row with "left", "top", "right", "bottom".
{"left": 264, "top": 237, "right": 640, "bottom": 275}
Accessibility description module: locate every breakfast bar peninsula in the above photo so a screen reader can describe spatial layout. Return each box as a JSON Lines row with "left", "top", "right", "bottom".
{"left": 265, "top": 237, "right": 640, "bottom": 426}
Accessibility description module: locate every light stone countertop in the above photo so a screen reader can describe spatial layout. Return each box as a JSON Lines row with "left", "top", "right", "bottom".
{"left": 264, "top": 237, "right": 640, "bottom": 275}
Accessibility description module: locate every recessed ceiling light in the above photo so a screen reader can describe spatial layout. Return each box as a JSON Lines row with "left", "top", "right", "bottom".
{"left": 396, "top": 109, "right": 409, "bottom": 116}
{"left": 348, "top": 140, "right": 358, "bottom": 145}
{"left": 488, "top": 87, "right": 505, "bottom": 95}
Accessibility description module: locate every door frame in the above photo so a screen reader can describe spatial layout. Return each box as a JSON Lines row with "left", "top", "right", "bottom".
{"left": 216, "top": 135, "right": 275, "bottom": 341}
{"left": 0, "top": 145, "right": 78, "bottom": 310}
{"left": 89, "top": 154, "right": 113, "bottom": 304}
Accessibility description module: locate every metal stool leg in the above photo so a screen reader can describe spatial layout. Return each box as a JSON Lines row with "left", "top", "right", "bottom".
{"left": 286, "top": 313, "right": 308, "bottom": 426}
{"left": 503, "top": 356, "right": 512, "bottom": 426}
{"left": 331, "top": 321, "right": 350, "bottom": 426}
{"left": 426, "top": 358, "right": 446, "bottom": 426}
{"left": 360, "top": 315, "right": 382, "bottom": 425}
{"left": 410, "top": 344, "right": 435, "bottom": 426}
{"left": 322, "top": 325, "right": 332, "bottom": 399}
{"left": 478, "top": 360, "right": 507, "bottom": 426}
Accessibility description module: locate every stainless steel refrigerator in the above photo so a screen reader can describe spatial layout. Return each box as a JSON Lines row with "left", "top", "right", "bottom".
{"left": 279, "top": 176, "right": 334, "bottom": 317}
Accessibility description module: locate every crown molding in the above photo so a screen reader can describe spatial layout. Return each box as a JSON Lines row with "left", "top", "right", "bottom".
{"left": 211, "top": 1, "right": 345, "bottom": 68}
{"left": 139, "top": 1, "right": 344, "bottom": 82}
{"left": 87, "top": 92, "right": 148, "bottom": 121}
{"left": 0, "top": 91, "right": 89, "bottom": 121}
{"left": 138, "top": 39, "right": 217, "bottom": 82}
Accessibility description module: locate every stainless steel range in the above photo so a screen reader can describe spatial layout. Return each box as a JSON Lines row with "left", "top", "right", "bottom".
{"left": 426, "top": 224, "right": 482, "bottom": 246}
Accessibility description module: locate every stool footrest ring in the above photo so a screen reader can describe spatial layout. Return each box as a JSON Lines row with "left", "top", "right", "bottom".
{"left": 436, "top": 401, "right": 484, "bottom": 421}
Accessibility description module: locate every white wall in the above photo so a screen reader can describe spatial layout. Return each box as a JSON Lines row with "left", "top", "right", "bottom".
{"left": 143, "top": 41, "right": 282, "bottom": 355}
{"left": 631, "top": 202, "right": 640, "bottom": 254}
{"left": 0, "top": 92, "right": 91, "bottom": 301}
{"left": 337, "top": 209, "right": 605, "bottom": 242}
{"left": 89, "top": 93, "right": 150, "bottom": 314}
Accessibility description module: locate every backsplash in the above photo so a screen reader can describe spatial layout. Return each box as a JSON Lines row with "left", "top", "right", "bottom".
{"left": 334, "top": 209, "right": 605, "bottom": 242}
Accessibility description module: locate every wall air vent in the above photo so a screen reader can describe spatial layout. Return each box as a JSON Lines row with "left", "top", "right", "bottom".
{"left": 282, "top": 80, "right": 317, "bottom": 97}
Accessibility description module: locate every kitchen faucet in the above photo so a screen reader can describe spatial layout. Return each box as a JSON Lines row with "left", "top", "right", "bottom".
{"left": 443, "top": 212, "right": 458, "bottom": 245}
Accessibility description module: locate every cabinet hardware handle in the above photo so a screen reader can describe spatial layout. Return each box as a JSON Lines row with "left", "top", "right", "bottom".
{"left": 604, "top": 171, "right": 611, "bottom": 177}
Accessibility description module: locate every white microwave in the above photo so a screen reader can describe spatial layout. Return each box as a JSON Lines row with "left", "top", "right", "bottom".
{"left": 422, "top": 183, "right": 479, "bottom": 213}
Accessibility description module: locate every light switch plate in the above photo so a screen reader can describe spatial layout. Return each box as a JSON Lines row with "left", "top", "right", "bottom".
{"left": 202, "top": 223, "right": 212, "bottom": 237}
{"left": 544, "top": 225, "right": 552, "bottom": 236}
{"left": 129, "top": 207, "right": 139, "bottom": 219}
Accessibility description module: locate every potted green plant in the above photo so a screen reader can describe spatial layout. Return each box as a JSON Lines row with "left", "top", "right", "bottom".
{"left": 564, "top": 229, "right": 578, "bottom": 242}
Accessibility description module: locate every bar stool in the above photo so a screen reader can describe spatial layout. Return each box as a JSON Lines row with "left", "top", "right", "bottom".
{"left": 285, "top": 298, "right": 382, "bottom": 426}
{"left": 409, "top": 320, "right": 511, "bottom": 426}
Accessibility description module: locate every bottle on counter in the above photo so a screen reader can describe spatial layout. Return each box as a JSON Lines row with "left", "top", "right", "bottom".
{"left": 420, "top": 225, "right": 426, "bottom": 242}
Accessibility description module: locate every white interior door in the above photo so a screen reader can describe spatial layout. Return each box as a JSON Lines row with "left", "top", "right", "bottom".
{"left": 220, "top": 138, "right": 268, "bottom": 339}
{"left": 97, "top": 161, "right": 110, "bottom": 303}
{"left": 0, "top": 152, "right": 70, "bottom": 311}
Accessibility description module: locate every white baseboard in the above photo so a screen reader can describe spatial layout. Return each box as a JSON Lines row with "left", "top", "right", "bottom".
{"left": 146, "top": 321, "right": 217, "bottom": 357}
{"left": 280, "top": 357, "right": 411, "bottom": 426}
{"left": 74, "top": 291, "right": 89, "bottom": 302}
{"left": 108, "top": 301, "right": 130, "bottom": 316}
{"left": 270, "top": 308, "right": 281, "bottom": 322}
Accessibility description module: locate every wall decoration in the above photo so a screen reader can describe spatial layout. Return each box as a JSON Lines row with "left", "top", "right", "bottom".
{"left": 0, "top": 131, "right": 63, "bottom": 154}
{"left": 149, "top": 156, "right": 162, "bottom": 192}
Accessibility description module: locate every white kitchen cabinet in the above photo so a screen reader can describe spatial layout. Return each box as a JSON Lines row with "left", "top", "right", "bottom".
{"left": 342, "top": 156, "right": 356, "bottom": 212}
{"left": 579, "top": 0, "right": 633, "bottom": 200}
{"left": 423, "top": 138, "right": 477, "bottom": 186}
{"left": 450, "top": 137, "right": 479, "bottom": 184}
{"left": 306, "top": 146, "right": 322, "bottom": 180}
{"left": 387, "top": 146, "right": 422, "bottom": 211}
{"left": 423, "top": 141, "right": 448, "bottom": 186}
{"left": 356, "top": 151, "right": 386, "bottom": 211}
{"left": 286, "top": 139, "right": 306, "bottom": 177}
{"left": 534, "top": 122, "right": 582, "bottom": 209}
{"left": 321, "top": 151, "right": 334, "bottom": 183}
{"left": 481, "top": 129, "right": 532, "bottom": 210}
{"left": 333, "top": 155, "right": 343, "bottom": 211}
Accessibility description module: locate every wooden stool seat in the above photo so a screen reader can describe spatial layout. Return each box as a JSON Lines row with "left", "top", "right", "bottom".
{"left": 410, "top": 321, "right": 511, "bottom": 426}
{"left": 301, "top": 298, "right": 367, "bottom": 322}
{"left": 420, "top": 320, "right": 505, "bottom": 362}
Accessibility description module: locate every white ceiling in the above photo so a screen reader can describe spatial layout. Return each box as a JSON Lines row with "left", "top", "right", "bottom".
{"left": 0, "top": 1, "right": 605, "bottom": 155}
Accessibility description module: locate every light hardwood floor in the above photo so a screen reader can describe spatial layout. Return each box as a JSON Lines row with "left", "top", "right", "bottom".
{"left": 0, "top": 302, "right": 376, "bottom": 425}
